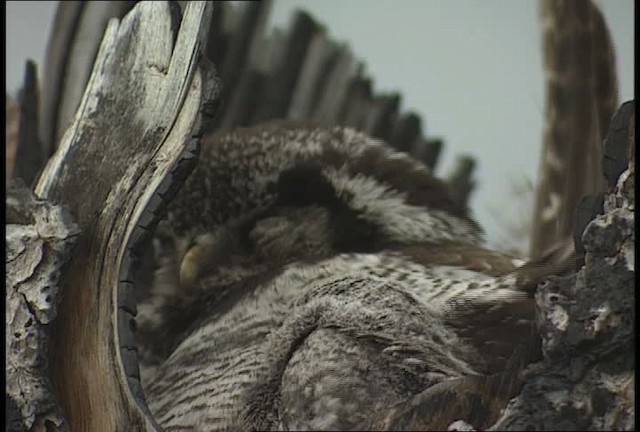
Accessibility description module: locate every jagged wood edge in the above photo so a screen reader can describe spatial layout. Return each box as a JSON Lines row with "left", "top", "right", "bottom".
{"left": 33, "top": 2, "right": 215, "bottom": 430}
{"left": 39, "top": 1, "right": 136, "bottom": 162}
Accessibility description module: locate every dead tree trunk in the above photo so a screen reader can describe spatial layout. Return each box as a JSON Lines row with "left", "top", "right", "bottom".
{"left": 7, "top": 2, "right": 219, "bottom": 430}
{"left": 39, "top": 1, "right": 136, "bottom": 159}
{"left": 491, "top": 100, "right": 635, "bottom": 431}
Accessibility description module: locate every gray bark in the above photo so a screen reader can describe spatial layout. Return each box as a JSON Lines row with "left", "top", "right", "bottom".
{"left": 489, "top": 101, "right": 635, "bottom": 431}
{"left": 7, "top": 2, "right": 217, "bottom": 431}
{"left": 6, "top": 179, "right": 79, "bottom": 432}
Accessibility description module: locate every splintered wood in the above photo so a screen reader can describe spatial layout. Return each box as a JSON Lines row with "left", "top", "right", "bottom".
{"left": 31, "top": 2, "right": 216, "bottom": 431}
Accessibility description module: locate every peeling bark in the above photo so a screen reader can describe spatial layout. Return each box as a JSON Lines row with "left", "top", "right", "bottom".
{"left": 6, "top": 179, "right": 79, "bottom": 432}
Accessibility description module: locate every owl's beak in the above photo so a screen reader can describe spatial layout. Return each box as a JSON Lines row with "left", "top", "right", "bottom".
{"left": 179, "top": 233, "right": 218, "bottom": 289}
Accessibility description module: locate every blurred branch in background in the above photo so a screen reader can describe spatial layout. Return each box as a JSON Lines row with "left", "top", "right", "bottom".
{"left": 39, "top": 1, "right": 136, "bottom": 160}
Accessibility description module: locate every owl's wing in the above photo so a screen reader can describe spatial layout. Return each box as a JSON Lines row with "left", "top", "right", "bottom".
{"left": 530, "top": 0, "right": 618, "bottom": 259}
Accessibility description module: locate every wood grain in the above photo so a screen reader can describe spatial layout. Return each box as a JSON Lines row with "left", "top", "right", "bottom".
{"left": 34, "top": 2, "right": 216, "bottom": 430}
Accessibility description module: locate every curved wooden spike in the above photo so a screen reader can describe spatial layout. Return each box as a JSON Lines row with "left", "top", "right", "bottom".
{"left": 34, "top": 2, "right": 217, "bottom": 430}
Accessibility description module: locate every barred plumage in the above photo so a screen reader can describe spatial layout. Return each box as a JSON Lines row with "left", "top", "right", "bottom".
{"left": 137, "top": 121, "right": 551, "bottom": 430}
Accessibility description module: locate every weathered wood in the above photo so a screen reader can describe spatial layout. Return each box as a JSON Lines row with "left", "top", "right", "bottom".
{"left": 33, "top": 2, "right": 217, "bottom": 430}
{"left": 6, "top": 179, "right": 79, "bottom": 432}
{"left": 40, "top": 1, "right": 136, "bottom": 159}
{"left": 572, "top": 192, "right": 605, "bottom": 268}
{"left": 574, "top": 100, "right": 634, "bottom": 268}
{"left": 13, "top": 60, "right": 43, "bottom": 188}
{"left": 252, "top": 10, "right": 321, "bottom": 124}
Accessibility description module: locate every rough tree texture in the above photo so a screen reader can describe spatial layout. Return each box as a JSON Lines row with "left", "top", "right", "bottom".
{"left": 39, "top": 1, "right": 136, "bottom": 157}
{"left": 6, "top": 180, "right": 79, "bottom": 432}
{"left": 490, "top": 102, "right": 635, "bottom": 431}
{"left": 28, "top": 2, "right": 216, "bottom": 430}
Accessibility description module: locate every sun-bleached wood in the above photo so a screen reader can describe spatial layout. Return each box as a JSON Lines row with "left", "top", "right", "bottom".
{"left": 33, "top": 2, "right": 214, "bottom": 430}
{"left": 39, "top": 1, "right": 135, "bottom": 160}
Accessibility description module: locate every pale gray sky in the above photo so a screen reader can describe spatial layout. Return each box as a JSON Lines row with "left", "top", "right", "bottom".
{"left": 6, "top": 1, "right": 634, "bottom": 250}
